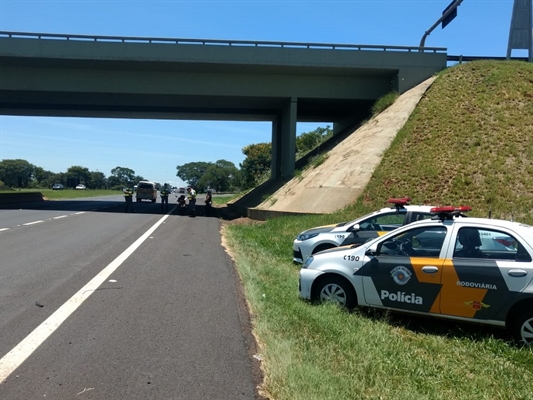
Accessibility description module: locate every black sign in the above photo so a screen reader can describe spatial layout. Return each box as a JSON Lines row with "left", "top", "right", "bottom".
{"left": 442, "top": 0, "right": 458, "bottom": 29}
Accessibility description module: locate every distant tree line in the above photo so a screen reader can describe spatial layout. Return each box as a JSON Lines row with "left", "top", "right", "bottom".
{"left": 1, "top": 126, "right": 332, "bottom": 192}
{"left": 0, "top": 160, "right": 146, "bottom": 190}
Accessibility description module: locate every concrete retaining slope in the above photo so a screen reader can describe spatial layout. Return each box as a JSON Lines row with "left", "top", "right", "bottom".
{"left": 254, "top": 76, "right": 436, "bottom": 215}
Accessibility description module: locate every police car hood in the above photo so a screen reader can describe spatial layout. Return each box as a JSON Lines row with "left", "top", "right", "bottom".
{"left": 299, "top": 223, "right": 342, "bottom": 236}
{"left": 315, "top": 244, "right": 362, "bottom": 256}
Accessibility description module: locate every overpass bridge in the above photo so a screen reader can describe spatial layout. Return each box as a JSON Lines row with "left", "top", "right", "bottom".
{"left": 0, "top": 31, "right": 447, "bottom": 179}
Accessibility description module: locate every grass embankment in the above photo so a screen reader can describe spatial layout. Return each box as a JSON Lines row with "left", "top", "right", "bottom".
{"left": 224, "top": 61, "right": 533, "bottom": 399}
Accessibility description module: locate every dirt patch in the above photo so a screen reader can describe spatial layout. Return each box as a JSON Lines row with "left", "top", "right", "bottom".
{"left": 222, "top": 217, "right": 264, "bottom": 226}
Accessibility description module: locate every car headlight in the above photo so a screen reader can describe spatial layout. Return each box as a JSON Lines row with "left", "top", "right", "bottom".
{"left": 302, "top": 256, "right": 314, "bottom": 269}
{"left": 297, "top": 233, "right": 319, "bottom": 241}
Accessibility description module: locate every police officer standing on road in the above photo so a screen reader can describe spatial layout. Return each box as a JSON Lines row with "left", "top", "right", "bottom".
{"left": 160, "top": 183, "right": 170, "bottom": 212}
{"left": 187, "top": 186, "right": 197, "bottom": 217}
{"left": 205, "top": 189, "right": 213, "bottom": 217}
{"left": 123, "top": 184, "right": 134, "bottom": 213}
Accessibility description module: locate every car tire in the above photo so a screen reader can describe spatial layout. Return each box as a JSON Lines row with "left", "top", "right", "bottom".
{"left": 314, "top": 275, "right": 357, "bottom": 310}
{"left": 511, "top": 308, "right": 533, "bottom": 346}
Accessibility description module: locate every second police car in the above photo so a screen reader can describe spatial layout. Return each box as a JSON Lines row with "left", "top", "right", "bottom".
{"left": 299, "top": 206, "right": 533, "bottom": 345}
{"left": 293, "top": 198, "right": 435, "bottom": 263}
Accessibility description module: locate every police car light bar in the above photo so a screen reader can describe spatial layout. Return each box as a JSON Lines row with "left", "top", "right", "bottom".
{"left": 388, "top": 197, "right": 411, "bottom": 205}
{"left": 430, "top": 206, "right": 472, "bottom": 220}
{"left": 388, "top": 197, "right": 411, "bottom": 210}
{"left": 430, "top": 206, "right": 472, "bottom": 213}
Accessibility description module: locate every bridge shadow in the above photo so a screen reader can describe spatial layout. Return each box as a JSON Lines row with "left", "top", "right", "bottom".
{"left": 0, "top": 195, "right": 244, "bottom": 220}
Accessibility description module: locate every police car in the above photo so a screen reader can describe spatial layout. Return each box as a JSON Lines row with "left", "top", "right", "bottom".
{"left": 299, "top": 206, "right": 533, "bottom": 345}
{"left": 293, "top": 198, "right": 435, "bottom": 263}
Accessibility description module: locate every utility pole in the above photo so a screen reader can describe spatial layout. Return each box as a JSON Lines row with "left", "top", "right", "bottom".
{"left": 507, "top": 0, "right": 532, "bottom": 62}
{"left": 419, "top": 0, "right": 464, "bottom": 49}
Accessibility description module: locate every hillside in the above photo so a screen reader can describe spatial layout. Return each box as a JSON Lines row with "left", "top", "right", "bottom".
{"left": 256, "top": 60, "right": 533, "bottom": 224}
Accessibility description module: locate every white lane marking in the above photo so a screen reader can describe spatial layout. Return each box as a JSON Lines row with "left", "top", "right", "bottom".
{"left": 74, "top": 212, "right": 86, "bottom": 215}
{"left": 0, "top": 228, "right": 9, "bottom": 232}
{"left": 0, "top": 213, "right": 171, "bottom": 383}
{"left": 52, "top": 215, "right": 68, "bottom": 219}
{"left": 23, "top": 220, "right": 44, "bottom": 226}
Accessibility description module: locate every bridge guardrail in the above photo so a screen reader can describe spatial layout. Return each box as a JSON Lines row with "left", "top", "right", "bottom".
{"left": 0, "top": 30, "right": 446, "bottom": 54}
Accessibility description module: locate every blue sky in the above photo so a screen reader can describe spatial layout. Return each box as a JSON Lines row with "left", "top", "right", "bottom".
{"left": 0, "top": 0, "right": 527, "bottom": 187}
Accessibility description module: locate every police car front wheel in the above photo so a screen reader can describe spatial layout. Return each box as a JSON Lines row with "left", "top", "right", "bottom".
{"left": 314, "top": 276, "right": 357, "bottom": 310}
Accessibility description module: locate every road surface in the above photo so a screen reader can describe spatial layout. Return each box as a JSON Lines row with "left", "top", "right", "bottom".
{"left": 0, "top": 195, "right": 262, "bottom": 399}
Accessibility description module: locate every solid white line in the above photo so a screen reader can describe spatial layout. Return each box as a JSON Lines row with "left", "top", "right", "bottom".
{"left": 0, "top": 228, "right": 9, "bottom": 232}
{"left": 52, "top": 215, "right": 68, "bottom": 219}
{"left": 23, "top": 220, "right": 44, "bottom": 226}
{"left": 0, "top": 213, "right": 171, "bottom": 383}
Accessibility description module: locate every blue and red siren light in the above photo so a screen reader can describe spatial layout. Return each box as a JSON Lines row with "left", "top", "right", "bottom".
{"left": 388, "top": 197, "right": 411, "bottom": 205}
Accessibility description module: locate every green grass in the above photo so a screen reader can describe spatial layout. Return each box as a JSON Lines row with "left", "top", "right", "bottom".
{"left": 212, "top": 193, "right": 241, "bottom": 205}
{"left": 1, "top": 188, "right": 123, "bottom": 200}
{"left": 372, "top": 91, "right": 399, "bottom": 115}
{"left": 224, "top": 61, "right": 533, "bottom": 399}
{"left": 225, "top": 217, "right": 533, "bottom": 400}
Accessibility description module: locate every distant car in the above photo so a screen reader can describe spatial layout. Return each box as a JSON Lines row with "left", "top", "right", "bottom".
{"left": 293, "top": 198, "right": 436, "bottom": 263}
{"left": 299, "top": 206, "right": 533, "bottom": 346}
{"left": 75, "top": 184, "right": 86, "bottom": 190}
{"left": 52, "top": 183, "right": 64, "bottom": 190}
{"left": 136, "top": 181, "right": 157, "bottom": 203}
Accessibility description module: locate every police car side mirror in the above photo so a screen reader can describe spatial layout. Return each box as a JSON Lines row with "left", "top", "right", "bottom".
{"left": 365, "top": 243, "right": 379, "bottom": 256}
{"left": 348, "top": 223, "right": 360, "bottom": 232}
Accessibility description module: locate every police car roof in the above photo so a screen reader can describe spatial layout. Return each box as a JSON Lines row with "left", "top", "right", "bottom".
{"left": 401, "top": 214, "right": 532, "bottom": 235}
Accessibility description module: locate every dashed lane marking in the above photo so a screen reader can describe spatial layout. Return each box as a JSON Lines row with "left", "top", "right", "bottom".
{"left": 23, "top": 220, "right": 44, "bottom": 226}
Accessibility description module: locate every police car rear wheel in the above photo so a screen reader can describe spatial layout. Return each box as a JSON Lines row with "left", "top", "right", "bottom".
{"left": 513, "top": 309, "right": 533, "bottom": 346}
{"left": 315, "top": 276, "right": 356, "bottom": 310}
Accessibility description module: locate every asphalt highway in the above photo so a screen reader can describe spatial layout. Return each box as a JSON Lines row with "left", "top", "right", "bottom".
{"left": 0, "top": 195, "right": 262, "bottom": 399}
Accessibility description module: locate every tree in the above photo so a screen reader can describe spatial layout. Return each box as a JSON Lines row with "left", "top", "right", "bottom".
{"left": 240, "top": 143, "right": 271, "bottom": 189}
{"left": 67, "top": 165, "right": 91, "bottom": 188}
{"left": 198, "top": 160, "right": 240, "bottom": 192}
{"left": 296, "top": 126, "right": 333, "bottom": 158}
{"left": 176, "top": 162, "right": 211, "bottom": 188}
{"left": 0, "top": 159, "right": 35, "bottom": 188}
{"left": 109, "top": 166, "right": 136, "bottom": 189}
{"left": 89, "top": 171, "right": 107, "bottom": 189}
{"left": 32, "top": 166, "right": 56, "bottom": 188}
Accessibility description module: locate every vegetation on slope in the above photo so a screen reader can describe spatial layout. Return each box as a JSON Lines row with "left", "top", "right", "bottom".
{"left": 225, "top": 61, "right": 533, "bottom": 400}
{"left": 358, "top": 60, "right": 533, "bottom": 223}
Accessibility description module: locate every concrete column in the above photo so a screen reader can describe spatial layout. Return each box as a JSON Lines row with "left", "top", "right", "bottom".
{"left": 280, "top": 97, "right": 297, "bottom": 179}
{"left": 271, "top": 117, "right": 282, "bottom": 179}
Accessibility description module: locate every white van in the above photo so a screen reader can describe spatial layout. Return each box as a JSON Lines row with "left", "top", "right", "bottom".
{"left": 136, "top": 181, "right": 157, "bottom": 203}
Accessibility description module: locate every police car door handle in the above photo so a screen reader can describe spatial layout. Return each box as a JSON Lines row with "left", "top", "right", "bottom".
{"left": 422, "top": 266, "right": 439, "bottom": 274}
{"left": 508, "top": 269, "right": 527, "bottom": 277}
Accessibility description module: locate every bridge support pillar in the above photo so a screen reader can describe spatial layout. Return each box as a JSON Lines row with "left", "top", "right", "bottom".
{"left": 271, "top": 97, "right": 297, "bottom": 179}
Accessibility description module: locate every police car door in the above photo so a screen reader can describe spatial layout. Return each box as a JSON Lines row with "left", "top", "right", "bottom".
{"left": 440, "top": 227, "right": 533, "bottom": 321}
{"left": 360, "top": 225, "right": 446, "bottom": 314}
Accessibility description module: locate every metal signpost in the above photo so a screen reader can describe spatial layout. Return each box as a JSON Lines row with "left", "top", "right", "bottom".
{"left": 419, "top": 0, "right": 464, "bottom": 49}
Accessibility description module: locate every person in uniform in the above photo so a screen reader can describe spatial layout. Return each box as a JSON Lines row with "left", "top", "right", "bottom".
{"left": 187, "top": 186, "right": 197, "bottom": 217}
{"left": 177, "top": 194, "right": 187, "bottom": 215}
{"left": 123, "top": 185, "right": 134, "bottom": 213}
{"left": 160, "top": 183, "right": 170, "bottom": 212}
{"left": 205, "top": 189, "right": 213, "bottom": 217}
